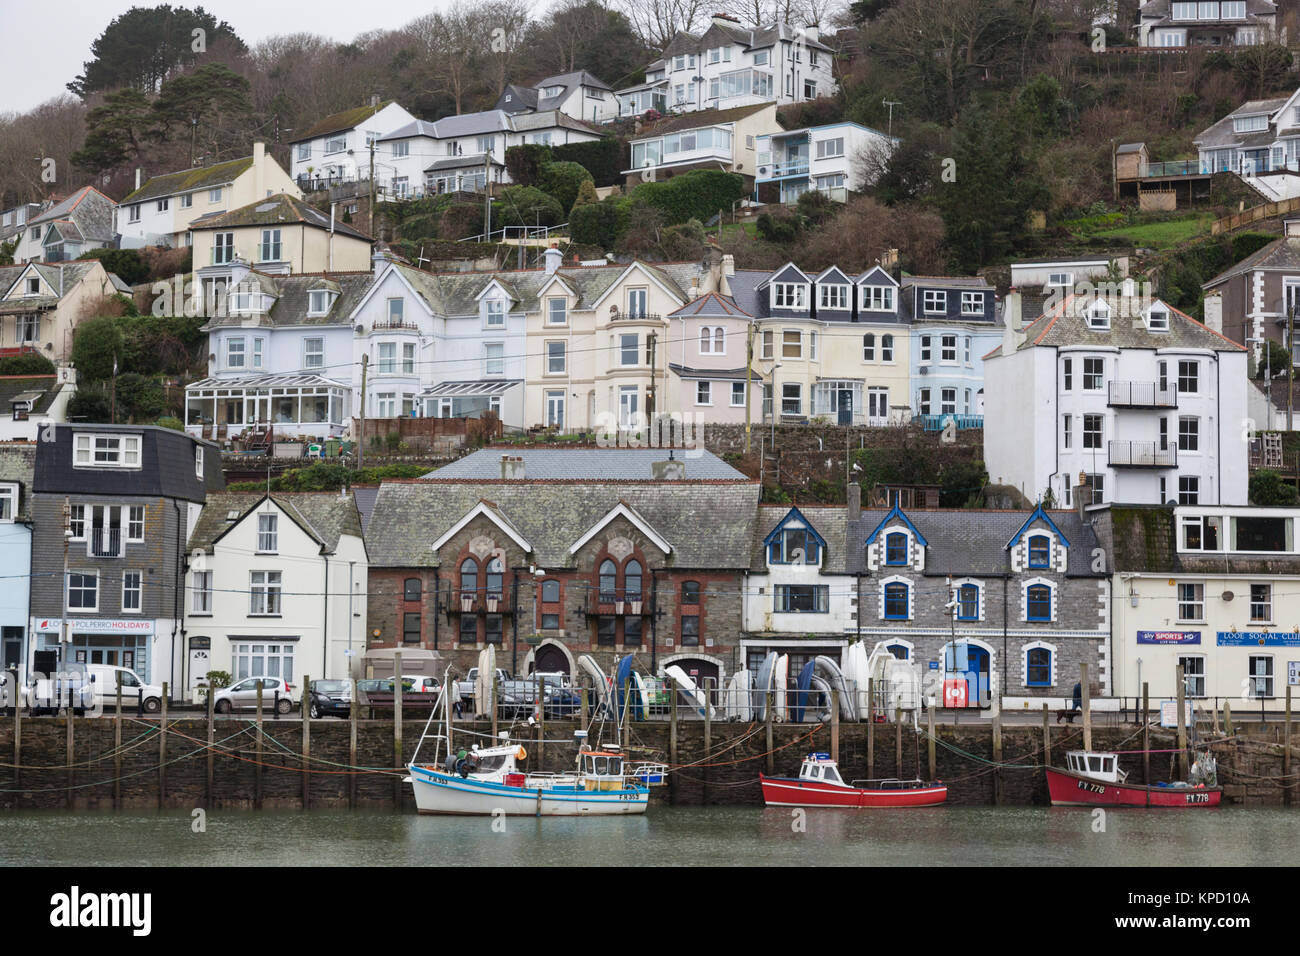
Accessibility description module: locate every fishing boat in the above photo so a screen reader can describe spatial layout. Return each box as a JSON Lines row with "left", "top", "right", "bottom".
{"left": 1045, "top": 750, "right": 1222, "bottom": 808}
{"left": 759, "top": 752, "right": 948, "bottom": 808}
{"left": 405, "top": 668, "right": 664, "bottom": 816}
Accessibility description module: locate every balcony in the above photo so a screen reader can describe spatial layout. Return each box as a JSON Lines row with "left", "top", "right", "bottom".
{"left": 370, "top": 319, "right": 419, "bottom": 332}
{"left": 89, "top": 528, "right": 122, "bottom": 558}
{"left": 1108, "top": 381, "right": 1178, "bottom": 408}
{"left": 609, "top": 312, "right": 662, "bottom": 322}
{"left": 1109, "top": 440, "right": 1177, "bottom": 468}
{"left": 758, "top": 159, "right": 810, "bottom": 181}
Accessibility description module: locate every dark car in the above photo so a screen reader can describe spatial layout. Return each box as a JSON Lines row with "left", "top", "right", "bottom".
{"left": 308, "top": 679, "right": 352, "bottom": 718}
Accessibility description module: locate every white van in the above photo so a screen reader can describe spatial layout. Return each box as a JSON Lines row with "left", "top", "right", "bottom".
{"left": 86, "top": 664, "right": 163, "bottom": 713}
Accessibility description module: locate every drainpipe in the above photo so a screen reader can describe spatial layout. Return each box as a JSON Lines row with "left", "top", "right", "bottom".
{"left": 322, "top": 555, "right": 330, "bottom": 679}
{"left": 172, "top": 500, "right": 184, "bottom": 701}
{"left": 1001, "top": 575, "right": 1008, "bottom": 703}
{"left": 511, "top": 569, "right": 519, "bottom": 675}
{"left": 650, "top": 569, "right": 659, "bottom": 672}
{"left": 432, "top": 568, "right": 440, "bottom": 651}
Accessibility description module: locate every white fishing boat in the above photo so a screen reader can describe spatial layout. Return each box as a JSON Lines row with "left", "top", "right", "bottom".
{"left": 404, "top": 668, "right": 664, "bottom": 816}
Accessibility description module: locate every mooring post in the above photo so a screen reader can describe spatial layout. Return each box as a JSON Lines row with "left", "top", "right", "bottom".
{"left": 65, "top": 699, "right": 75, "bottom": 810}
{"left": 668, "top": 679, "right": 678, "bottom": 806}
{"left": 929, "top": 702, "right": 937, "bottom": 781}
{"left": 12, "top": 677, "right": 20, "bottom": 799}
{"left": 491, "top": 673, "right": 499, "bottom": 738}
{"left": 867, "top": 679, "right": 875, "bottom": 778}
{"left": 702, "top": 679, "right": 712, "bottom": 805}
{"left": 895, "top": 706, "right": 903, "bottom": 778}
{"left": 349, "top": 677, "right": 358, "bottom": 809}
{"left": 1041, "top": 702, "right": 1050, "bottom": 771}
{"left": 765, "top": 690, "right": 774, "bottom": 775}
{"left": 1080, "top": 662, "right": 1091, "bottom": 753}
{"left": 1142, "top": 682, "right": 1150, "bottom": 787}
{"left": 255, "top": 682, "right": 264, "bottom": 809}
{"left": 1285, "top": 685, "right": 1293, "bottom": 807}
{"left": 1176, "top": 662, "right": 1187, "bottom": 782}
{"left": 830, "top": 688, "right": 840, "bottom": 764}
{"left": 114, "top": 673, "right": 123, "bottom": 810}
{"left": 1224, "top": 698, "right": 1234, "bottom": 736}
{"left": 580, "top": 683, "right": 588, "bottom": 725}
{"left": 393, "top": 653, "right": 403, "bottom": 810}
{"left": 537, "top": 672, "right": 545, "bottom": 772}
{"left": 206, "top": 680, "right": 215, "bottom": 807}
{"left": 991, "top": 707, "right": 1002, "bottom": 806}
{"left": 159, "top": 681, "right": 168, "bottom": 809}
{"left": 302, "top": 673, "right": 311, "bottom": 811}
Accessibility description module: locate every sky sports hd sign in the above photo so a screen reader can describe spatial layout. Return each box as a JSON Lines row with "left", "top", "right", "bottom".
{"left": 1137, "top": 631, "right": 1201, "bottom": 645}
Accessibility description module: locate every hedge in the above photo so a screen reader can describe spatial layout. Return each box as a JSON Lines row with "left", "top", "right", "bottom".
{"left": 504, "top": 144, "right": 554, "bottom": 187}
{"left": 569, "top": 197, "right": 628, "bottom": 249}
{"left": 552, "top": 139, "right": 622, "bottom": 187}
{"left": 537, "top": 161, "right": 594, "bottom": 213}
{"left": 630, "top": 170, "right": 748, "bottom": 226}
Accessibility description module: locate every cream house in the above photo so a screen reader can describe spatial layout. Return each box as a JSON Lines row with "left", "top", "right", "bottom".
{"left": 0, "top": 260, "right": 127, "bottom": 362}
{"left": 117, "top": 143, "right": 300, "bottom": 250}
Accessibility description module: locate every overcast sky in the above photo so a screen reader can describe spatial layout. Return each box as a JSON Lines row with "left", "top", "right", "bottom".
{"left": 0, "top": 0, "right": 474, "bottom": 114}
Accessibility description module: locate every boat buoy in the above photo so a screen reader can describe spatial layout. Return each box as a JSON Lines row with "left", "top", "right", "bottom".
{"left": 516, "top": 746, "right": 527, "bottom": 761}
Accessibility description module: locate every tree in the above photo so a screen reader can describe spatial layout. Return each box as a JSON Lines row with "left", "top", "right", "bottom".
{"left": 612, "top": 0, "right": 707, "bottom": 50}
{"left": 78, "top": 248, "right": 149, "bottom": 285}
{"left": 494, "top": 186, "right": 564, "bottom": 227}
{"left": 69, "top": 315, "right": 128, "bottom": 382}
{"left": 1250, "top": 469, "right": 1299, "bottom": 506}
{"left": 69, "top": 5, "right": 246, "bottom": 99}
{"left": 149, "top": 63, "right": 252, "bottom": 162}
{"left": 527, "top": 0, "right": 649, "bottom": 88}
{"left": 538, "top": 161, "right": 595, "bottom": 213}
{"left": 571, "top": 179, "right": 600, "bottom": 209}
{"left": 70, "top": 88, "right": 154, "bottom": 175}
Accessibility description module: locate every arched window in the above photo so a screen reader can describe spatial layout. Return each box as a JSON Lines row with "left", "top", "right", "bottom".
{"left": 713, "top": 328, "right": 724, "bottom": 352}
{"left": 1027, "top": 534, "right": 1051, "bottom": 568}
{"left": 1026, "top": 646, "right": 1053, "bottom": 687}
{"left": 884, "top": 581, "right": 910, "bottom": 620}
{"left": 403, "top": 578, "right": 421, "bottom": 601}
{"left": 599, "top": 559, "right": 618, "bottom": 603}
{"left": 885, "top": 642, "right": 910, "bottom": 660}
{"left": 699, "top": 327, "right": 711, "bottom": 351}
{"left": 485, "top": 556, "right": 503, "bottom": 599}
{"left": 1027, "top": 583, "right": 1052, "bottom": 622}
{"left": 863, "top": 333, "right": 875, "bottom": 361}
{"left": 459, "top": 558, "right": 478, "bottom": 594}
{"left": 957, "top": 583, "right": 980, "bottom": 621}
{"left": 624, "top": 560, "right": 642, "bottom": 602}
{"left": 884, "top": 531, "right": 908, "bottom": 565}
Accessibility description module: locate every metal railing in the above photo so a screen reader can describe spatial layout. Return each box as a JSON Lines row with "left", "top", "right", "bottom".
{"left": 369, "top": 319, "right": 419, "bottom": 332}
{"left": 89, "top": 528, "right": 122, "bottom": 558}
{"left": 1139, "top": 160, "right": 1202, "bottom": 178}
{"left": 762, "top": 159, "right": 810, "bottom": 178}
{"left": 457, "top": 223, "right": 569, "bottom": 244}
{"left": 918, "top": 413, "right": 983, "bottom": 432}
{"left": 1108, "top": 381, "right": 1178, "bottom": 408}
{"left": 1109, "top": 440, "right": 1177, "bottom": 468}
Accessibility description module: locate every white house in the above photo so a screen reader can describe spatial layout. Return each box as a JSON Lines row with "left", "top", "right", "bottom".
{"left": 184, "top": 492, "right": 368, "bottom": 699}
{"left": 11, "top": 187, "right": 116, "bottom": 264}
{"left": 624, "top": 102, "right": 779, "bottom": 187}
{"left": 616, "top": 13, "right": 836, "bottom": 117}
{"left": 116, "top": 143, "right": 301, "bottom": 250}
{"left": 0, "top": 371, "right": 76, "bottom": 441}
{"left": 1138, "top": 0, "right": 1276, "bottom": 47}
{"left": 289, "top": 101, "right": 419, "bottom": 192}
{"left": 983, "top": 286, "right": 1249, "bottom": 508}
{"left": 496, "top": 71, "right": 617, "bottom": 124}
{"left": 754, "top": 122, "right": 897, "bottom": 204}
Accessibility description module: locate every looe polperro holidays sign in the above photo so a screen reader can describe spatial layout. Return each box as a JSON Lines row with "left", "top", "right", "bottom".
{"left": 1216, "top": 631, "right": 1300, "bottom": 647}
{"left": 35, "top": 619, "right": 155, "bottom": 635}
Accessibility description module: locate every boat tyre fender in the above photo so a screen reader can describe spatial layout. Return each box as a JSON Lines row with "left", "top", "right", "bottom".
{"left": 456, "top": 758, "right": 469, "bottom": 778}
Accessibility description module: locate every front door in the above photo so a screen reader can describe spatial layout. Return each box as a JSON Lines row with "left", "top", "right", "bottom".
{"left": 189, "top": 648, "right": 210, "bottom": 700}
{"left": 836, "top": 389, "right": 853, "bottom": 425}
{"left": 534, "top": 643, "right": 570, "bottom": 676}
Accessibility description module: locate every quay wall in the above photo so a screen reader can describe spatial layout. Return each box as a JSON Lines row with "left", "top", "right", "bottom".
{"left": 0, "top": 715, "right": 1292, "bottom": 810}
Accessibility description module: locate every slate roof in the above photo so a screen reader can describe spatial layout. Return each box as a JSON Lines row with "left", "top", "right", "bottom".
{"left": 659, "top": 21, "right": 832, "bottom": 57}
{"left": 189, "top": 492, "right": 363, "bottom": 554}
{"left": 497, "top": 84, "right": 539, "bottom": 113}
{"left": 850, "top": 508, "right": 1106, "bottom": 577}
{"left": 669, "top": 292, "right": 753, "bottom": 318}
{"left": 1193, "top": 97, "right": 1288, "bottom": 152}
{"left": 1099, "top": 504, "right": 1300, "bottom": 575}
{"left": 632, "top": 102, "right": 772, "bottom": 140}
{"left": 985, "top": 293, "right": 1244, "bottom": 358}
{"left": 187, "top": 193, "right": 371, "bottom": 241}
{"left": 382, "top": 110, "right": 598, "bottom": 144}
{"left": 1140, "top": 0, "right": 1276, "bottom": 22}
{"left": 751, "top": 504, "right": 851, "bottom": 573}
{"left": 22, "top": 188, "right": 115, "bottom": 246}
{"left": 1203, "top": 235, "right": 1300, "bottom": 287}
{"left": 0, "top": 261, "right": 101, "bottom": 312}
{"left": 0, "top": 376, "right": 63, "bottom": 416}
{"left": 122, "top": 157, "right": 254, "bottom": 204}
{"left": 365, "top": 479, "right": 760, "bottom": 568}
{"left": 425, "top": 447, "right": 748, "bottom": 480}
{"left": 352, "top": 485, "right": 379, "bottom": 534}
{"left": 726, "top": 267, "right": 912, "bottom": 324}
{"left": 197, "top": 270, "right": 373, "bottom": 330}
{"left": 0, "top": 444, "right": 36, "bottom": 520}
{"left": 292, "top": 102, "right": 393, "bottom": 143}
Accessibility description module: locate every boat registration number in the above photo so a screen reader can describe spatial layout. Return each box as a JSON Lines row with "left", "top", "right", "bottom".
{"left": 1185, "top": 792, "right": 1210, "bottom": 804}
{"left": 1076, "top": 780, "right": 1106, "bottom": 795}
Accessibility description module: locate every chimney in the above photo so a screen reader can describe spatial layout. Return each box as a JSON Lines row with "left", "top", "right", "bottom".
{"left": 1202, "top": 290, "right": 1223, "bottom": 334}
{"left": 543, "top": 244, "right": 563, "bottom": 275}
{"left": 134, "top": 168, "right": 142, "bottom": 191}
{"left": 721, "top": 253, "right": 735, "bottom": 277}
{"left": 253, "top": 140, "right": 266, "bottom": 197}
{"left": 805, "top": 24, "right": 820, "bottom": 42}
{"left": 1001, "top": 288, "right": 1024, "bottom": 357}
{"left": 369, "top": 93, "right": 380, "bottom": 108}
{"left": 500, "top": 455, "right": 525, "bottom": 480}
{"left": 1075, "top": 470, "right": 1089, "bottom": 521}
{"left": 652, "top": 457, "right": 686, "bottom": 480}
{"left": 711, "top": 12, "right": 738, "bottom": 27}
{"left": 371, "top": 248, "right": 392, "bottom": 275}
{"left": 1285, "top": 218, "right": 1300, "bottom": 238}
{"left": 847, "top": 481, "right": 861, "bottom": 524}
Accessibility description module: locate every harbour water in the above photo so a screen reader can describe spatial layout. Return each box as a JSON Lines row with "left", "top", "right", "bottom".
{"left": 0, "top": 806, "right": 1292, "bottom": 866}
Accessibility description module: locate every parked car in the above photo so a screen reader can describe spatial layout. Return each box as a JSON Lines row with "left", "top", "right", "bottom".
{"left": 457, "top": 667, "right": 511, "bottom": 701}
{"left": 85, "top": 664, "right": 163, "bottom": 714}
{"left": 402, "top": 674, "right": 442, "bottom": 694}
{"left": 28, "top": 662, "right": 91, "bottom": 716}
{"left": 213, "top": 676, "right": 298, "bottom": 714}
{"left": 308, "top": 679, "right": 351, "bottom": 719}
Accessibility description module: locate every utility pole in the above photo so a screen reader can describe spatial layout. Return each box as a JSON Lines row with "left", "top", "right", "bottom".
{"left": 368, "top": 141, "right": 376, "bottom": 237}
{"left": 882, "top": 99, "right": 901, "bottom": 138}
{"left": 357, "top": 353, "right": 368, "bottom": 471}
{"left": 1289, "top": 303, "right": 1296, "bottom": 432}
{"left": 483, "top": 150, "right": 492, "bottom": 242}
{"left": 647, "top": 331, "right": 657, "bottom": 424}
{"left": 62, "top": 496, "right": 71, "bottom": 678}
{"left": 745, "top": 323, "right": 754, "bottom": 455}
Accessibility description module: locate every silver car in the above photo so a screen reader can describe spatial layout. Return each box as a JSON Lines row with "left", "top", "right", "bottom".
{"left": 213, "top": 676, "right": 298, "bottom": 714}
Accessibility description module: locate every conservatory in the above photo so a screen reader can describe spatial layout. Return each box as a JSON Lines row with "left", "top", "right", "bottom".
{"left": 185, "top": 374, "right": 351, "bottom": 441}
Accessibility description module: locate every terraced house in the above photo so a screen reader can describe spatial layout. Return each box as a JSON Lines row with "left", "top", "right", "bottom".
{"left": 363, "top": 448, "right": 759, "bottom": 685}
{"left": 0, "top": 259, "right": 129, "bottom": 363}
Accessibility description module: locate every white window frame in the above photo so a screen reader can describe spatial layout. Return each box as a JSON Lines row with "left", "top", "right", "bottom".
{"left": 861, "top": 286, "right": 895, "bottom": 312}
{"left": 1177, "top": 581, "right": 1205, "bottom": 622}
{"left": 922, "top": 290, "right": 946, "bottom": 314}
{"left": 819, "top": 284, "right": 849, "bottom": 310}
{"left": 773, "top": 283, "right": 808, "bottom": 309}
{"left": 257, "top": 513, "right": 278, "bottom": 554}
{"left": 249, "top": 570, "right": 283, "bottom": 616}
{"left": 122, "top": 571, "right": 143, "bottom": 614}
{"left": 67, "top": 570, "right": 98, "bottom": 613}
{"left": 960, "top": 292, "right": 983, "bottom": 315}
{"left": 1249, "top": 583, "right": 1273, "bottom": 624}
{"left": 731, "top": 381, "right": 745, "bottom": 407}
{"left": 484, "top": 342, "right": 505, "bottom": 376}
{"left": 73, "top": 433, "right": 142, "bottom": 470}
{"left": 0, "top": 484, "right": 16, "bottom": 522}
{"left": 546, "top": 340, "right": 566, "bottom": 375}
{"left": 303, "top": 337, "right": 324, "bottom": 370}
{"left": 696, "top": 381, "right": 712, "bottom": 406}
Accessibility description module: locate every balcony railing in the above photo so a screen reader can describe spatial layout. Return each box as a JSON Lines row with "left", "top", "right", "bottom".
{"left": 761, "top": 159, "right": 810, "bottom": 179}
{"left": 918, "top": 413, "right": 983, "bottom": 431}
{"left": 1109, "top": 440, "right": 1177, "bottom": 468}
{"left": 370, "top": 319, "right": 419, "bottom": 332}
{"left": 609, "top": 312, "right": 663, "bottom": 322}
{"left": 452, "top": 589, "right": 508, "bottom": 614}
{"left": 1108, "top": 381, "right": 1178, "bottom": 408}
{"left": 1139, "top": 160, "right": 1202, "bottom": 178}
{"left": 90, "top": 528, "right": 122, "bottom": 558}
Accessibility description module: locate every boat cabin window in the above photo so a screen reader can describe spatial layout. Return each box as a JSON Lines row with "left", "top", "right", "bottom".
{"left": 821, "top": 765, "right": 842, "bottom": 783}
{"left": 1087, "top": 756, "right": 1103, "bottom": 773}
{"left": 587, "top": 755, "right": 622, "bottom": 775}
{"left": 1067, "top": 753, "right": 1083, "bottom": 773}
{"left": 476, "top": 754, "right": 509, "bottom": 773}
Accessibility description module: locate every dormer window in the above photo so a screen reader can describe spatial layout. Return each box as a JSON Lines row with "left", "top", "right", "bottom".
{"left": 25, "top": 277, "right": 39, "bottom": 295}
{"left": 1087, "top": 299, "right": 1111, "bottom": 330}
{"left": 884, "top": 531, "right": 909, "bottom": 565}
{"left": 308, "top": 290, "right": 337, "bottom": 316}
{"left": 0, "top": 483, "right": 17, "bottom": 522}
{"left": 73, "top": 433, "right": 141, "bottom": 469}
{"left": 1146, "top": 306, "right": 1169, "bottom": 331}
{"left": 486, "top": 299, "right": 505, "bottom": 327}
{"left": 1027, "top": 534, "right": 1051, "bottom": 569}
{"left": 819, "top": 285, "right": 848, "bottom": 310}
{"left": 861, "top": 286, "right": 894, "bottom": 311}
{"left": 773, "top": 283, "right": 807, "bottom": 309}
{"left": 922, "top": 290, "right": 946, "bottom": 313}
{"left": 769, "top": 526, "right": 820, "bottom": 564}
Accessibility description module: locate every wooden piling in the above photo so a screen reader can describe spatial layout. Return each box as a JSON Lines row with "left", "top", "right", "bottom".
{"left": 12, "top": 678, "right": 20, "bottom": 799}
{"left": 491, "top": 673, "right": 498, "bottom": 738}
{"left": 537, "top": 672, "right": 545, "bottom": 772}
{"left": 302, "top": 674, "right": 311, "bottom": 811}
{"left": 1224, "top": 698, "right": 1234, "bottom": 736}
{"left": 928, "top": 702, "right": 937, "bottom": 781}
{"left": 1176, "top": 662, "right": 1186, "bottom": 781}
{"left": 668, "top": 680, "right": 678, "bottom": 806}
{"left": 866, "top": 679, "right": 875, "bottom": 778}
{"left": 992, "top": 708, "right": 1002, "bottom": 806}
{"left": 114, "top": 674, "right": 123, "bottom": 809}
{"left": 348, "top": 677, "right": 358, "bottom": 809}
{"left": 765, "top": 691, "right": 774, "bottom": 775}
{"left": 702, "top": 679, "right": 712, "bottom": 805}
{"left": 255, "top": 682, "right": 264, "bottom": 809}
{"left": 830, "top": 688, "right": 840, "bottom": 764}
{"left": 1285, "top": 686, "right": 1293, "bottom": 807}
{"left": 1142, "top": 682, "right": 1150, "bottom": 787}
{"left": 206, "top": 682, "right": 214, "bottom": 807}
{"left": 65, "top": 703, "right": 74, "bottom": 810}
{"left": 158, "top": 682, "right": 168, "bottom": 808}
{"left": 1081, "top": 662, "right": 1091, "bottom": 753}
{"left": 393, "top": 652, "right": 403, "bottom": 809}
{"left": 1041, "top": 702, "right": 1051, "bottom": 770}
{"left": 895, "top": 706, "right": 902, "bottom": 777}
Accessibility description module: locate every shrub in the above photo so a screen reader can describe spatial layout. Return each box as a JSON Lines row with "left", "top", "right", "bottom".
{"left": 551, "top": 139, "right": 621, "bottom": 186}
{"left": 572, "top": 178, "right": 600, "bottom": 209}
{"left": 67, "top": 383, "right": 112, "bottom": 423}
{"left": 0, "top": 353, "right": 56, "bottom": 375}
{"left": 114, "top": 373, "right": 167, "bottom": 421}
{"left": 570, "top": 197, "right": 626, "bottom": 248}
{"left": 70, "top": 315, "right": 128, "bottom": 381}
{"left": 658, "top": 218, "right": 708, "bottom": 260}
{"left": 78, "top": 247, "right": 149, "bottom": 285}
{"left": 504, "top": 144, "right": 553, "bottom": 186}
{"left": 1250, "top": 468, "right": 1299, "bottom": 506}
{"left": 494, "top": 186, "right": 564, "bottom": 227}
{"left": 154, "top": 416, "right": 184, "bottom": 431}
{"left": 537, "top": 161, "right": 594, "bottom": 214}
{"left": 439, "top": 202, "right": 485, "bottom": 240}
{"left": 631, "top": 170, "right": 747, "bottom": 226}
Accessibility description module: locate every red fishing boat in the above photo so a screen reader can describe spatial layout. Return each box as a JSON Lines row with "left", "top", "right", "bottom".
{"left": 760, "top": 753, "right": 947, "bottom": 808}
{"left": 1045, "top": 750, "right": 1222, "bottom": 808}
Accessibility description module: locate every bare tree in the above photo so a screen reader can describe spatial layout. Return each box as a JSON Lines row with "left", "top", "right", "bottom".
{"left": 614, "top": 0, "right": 709, "bottom": 50}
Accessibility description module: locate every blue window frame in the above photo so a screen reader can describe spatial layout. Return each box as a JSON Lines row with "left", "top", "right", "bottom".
{"left": 885, "top": 532, "right": 908, "bottom": 565}
{"left": 1026, "top": 647, "right": 1052, "bottom": 686}
{"left": 1027, "top": 584, "right": 1052, "bottom": 622}
{"left": 885, "top": 642, "right": 910, "bottom": 660}
{"left": 884, "top": 582, "right": 909, "bottom": 620}
{"left": 1028, "top": 534, "right": 1051, "bottom": 569}
{"left": 769, "top": 528, "right": 820, "bottom": 565}
{"left": 957, "top": 583, "right": 979, "bottom": 621}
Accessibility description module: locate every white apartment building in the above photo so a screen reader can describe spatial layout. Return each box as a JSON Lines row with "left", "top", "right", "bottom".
{"left": 289, "top": 101, "right": 418, "bottom": 191}
{"left": 496, "top": 72, "right": 617, "bottom": 124}
{"left": 984, "top": 287, "right": 1249, "bottom": 508}
{"left": 754, "top": 122, "right": 897, "bottom": 204}
{"left": 624, "top": 102, "right": 778, "bottom": 187}
{"left": 616, "top": 13, "right": 836, "bottom": 117}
